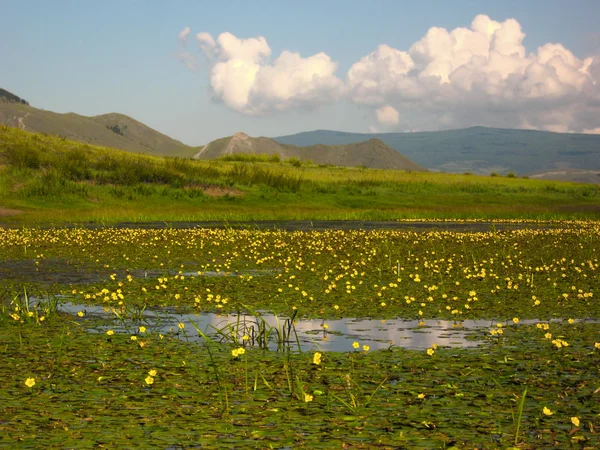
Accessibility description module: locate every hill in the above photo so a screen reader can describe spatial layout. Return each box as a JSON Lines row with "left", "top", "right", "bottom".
{"left": 274, "top": 127, "right": 600, "bottom": 176}
{"left": 1, "top": 126, "right": 599, "bottom": 223}
{"left": 0, "top": 90, "right": 196, "bottom": 157}
{"left": 0, "top": 88, "right": 29, "bottom": 105}
{"left": 195, "top": 132, "right": 426, "bottom": 171}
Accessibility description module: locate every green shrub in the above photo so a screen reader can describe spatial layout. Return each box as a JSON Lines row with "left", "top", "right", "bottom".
{"left": 285, "top": 157, "right": 303, "bottom": 167}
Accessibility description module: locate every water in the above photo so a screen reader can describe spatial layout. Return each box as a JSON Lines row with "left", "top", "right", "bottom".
{"left": 58, "top": 301, "right": 489, "bottom": 352}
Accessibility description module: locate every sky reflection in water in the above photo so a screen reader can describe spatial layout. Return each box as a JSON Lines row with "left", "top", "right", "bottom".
{"left": 59, "top": 301, "right": 490, "bottom": 352}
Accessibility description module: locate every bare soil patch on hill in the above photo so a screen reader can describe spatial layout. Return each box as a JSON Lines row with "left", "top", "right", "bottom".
{"left": 0, "top": 208, "right": 22, "bottom": 217}
{"left": 202, "top": 186, "right": 244, "bottom": 197}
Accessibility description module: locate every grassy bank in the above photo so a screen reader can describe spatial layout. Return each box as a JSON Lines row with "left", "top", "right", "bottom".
{"left": 1, "top": 126, "right": 599, "bottom": 224}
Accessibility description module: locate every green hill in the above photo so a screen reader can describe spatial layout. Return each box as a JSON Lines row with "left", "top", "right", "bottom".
{"left": 275, "top": 127, "right": 600, "bottom": 176}
{"left": 1, "top": 126, "right": 599, "bottom": 223}
{"left": 0, "top": 88, "right": 29, "bottom": 105}
{"left": 0, "top": 91, "right": 197, "bottom": 158}
{"left": 195, "top": 132, "right": 426, "bottom": 171}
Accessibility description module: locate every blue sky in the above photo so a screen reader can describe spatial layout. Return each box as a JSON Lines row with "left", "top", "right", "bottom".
{"left": 2, "top": 0, "right": 600, "bottom": 145}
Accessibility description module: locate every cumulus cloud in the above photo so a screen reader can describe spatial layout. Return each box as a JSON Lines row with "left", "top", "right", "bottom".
{"left": 184, "top": 31, "right": 345, "bottom": 115}
{"left": 376, "top": 105, "right": 400, "bottom": 125}
{"left": 348, "top": 14, "right": 600, "bottom": 133}
{"left": 178, "top": 17, "right": 600, "bottom": 132}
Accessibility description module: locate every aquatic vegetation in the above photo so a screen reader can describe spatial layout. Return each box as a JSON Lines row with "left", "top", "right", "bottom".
{"left": 0, "top": 221, "right": 599, "bottom": 447}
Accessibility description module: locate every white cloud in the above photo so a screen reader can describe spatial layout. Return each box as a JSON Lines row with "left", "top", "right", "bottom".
{"left": 178, "top": 27, "right": 191, "bottom": 45}
{"left": 347, "top": 14, "right": 600, "bottom": 133}
{"left": 179, "top": 16, "right": 600, "bottom": 132}
{"left": 186, "top": 31, "right": 345, "bottom": 115}
{"left": 376, "top": 105, "right": 400, "bottom": 125}
{"left": 177, "top": 27, "right": 197, "bottom": 70}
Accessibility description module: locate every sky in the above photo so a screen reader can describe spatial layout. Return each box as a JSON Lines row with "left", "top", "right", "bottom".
{"left": 2, "top": 0, "right": 600, "bottom": 146}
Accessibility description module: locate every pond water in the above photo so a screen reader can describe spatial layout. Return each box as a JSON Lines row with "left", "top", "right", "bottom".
{"left": 1, "top": 219, "right": 556, "bottom": 232}
{"left": 59, "top": 301, "right": 494, "bottom": 352}
{"left": 0, "top": 258, "right": 279, "bottom": 285}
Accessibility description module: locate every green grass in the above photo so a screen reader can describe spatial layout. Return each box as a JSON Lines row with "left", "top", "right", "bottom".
{"left": 1, "top": 125, "right": 600, "bottom": 224}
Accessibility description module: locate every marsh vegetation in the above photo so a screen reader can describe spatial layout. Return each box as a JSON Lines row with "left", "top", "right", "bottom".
{"left": 1, "top": 223, "right": 598, "bottom": 447}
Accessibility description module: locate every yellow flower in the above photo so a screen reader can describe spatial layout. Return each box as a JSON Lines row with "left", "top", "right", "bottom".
{"left": 313, "top": 352, "right": 322, "bottom": 365}
{"left": 177, "top": 322, "right": 185, "bottom": 330}
{"left": 77, "top": 311, "right": 85, "bottom": 317}
{"left": 426, "top": 348, "right": 435, "bottom": 356}
{"left": 568, "top": 318, "right": 575, "bottom": 324}
{"left": 106, "top": 330, "right": 114, "bottom": 336}
{"left": 242, "top": 334, "right": 249, "bottom": 341}
{"left": 130, "top": 335, "right": 137, "bottom": 341}
{"left": 595, "top": 342, "right": 600, "bottom": 349}
{"left": 512, "top": 317, "right": 519, "bottom": 324}
{"left": 25, "top": 377, "right": 35, "bottom": 388}
{"left": 145, "top": 376, "right": 154, "bottom": 385}
{"left": 304, "top": 393, "right": 313, "bottom": 403}
{"left": 542, "top": 406, "right": 553, "bottom": 416}
{"left": 362, "top": 345, "right": 370, "bottom": 352}
{"left": 231, "top": 347, "right": 245, "bottom": 357}
{"left": 148, "top": 369, "right": 157, "bottom": 377}
{"left": 333, "top": 305, "right": 339, "bottom": 310}
{"left": 417, "top": 393, "right": 425, "bottom": 399}
{"left": 571, "top": 417, "right": 580, "bottom": 427}
{"left": 139, "top": 326, "right": 146, "bottom": 333}
{"left": 352, "top": 341, "right": 360, "bottom": 349}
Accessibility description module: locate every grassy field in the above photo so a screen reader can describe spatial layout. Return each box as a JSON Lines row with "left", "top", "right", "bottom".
{"left": 1, "top": 224, "right": 599, "bottom": 448}
{"left": 1, "top": 125, "right": 600, "bottom": 224}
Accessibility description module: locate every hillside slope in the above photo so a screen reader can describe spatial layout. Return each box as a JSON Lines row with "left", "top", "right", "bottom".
{"left": 275, "top": 127, "right": 600, "bottom": 176}
{"left": 0, "top": 93, "right": 196, "bottom": 157}
{"left": 195, "top": 132, "right": 426, "bottom": 171}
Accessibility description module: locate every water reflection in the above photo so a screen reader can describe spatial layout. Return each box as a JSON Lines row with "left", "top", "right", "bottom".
{"left": 59, "top": 301, "right": 489, "bottom": 352}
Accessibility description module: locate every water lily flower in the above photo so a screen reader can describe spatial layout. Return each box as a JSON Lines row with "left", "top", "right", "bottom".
{"left": 571, "top": 417, "right": 580, "bottom": 427}
{"left": 313, "top": 352, "right": 322, "bottom": 365}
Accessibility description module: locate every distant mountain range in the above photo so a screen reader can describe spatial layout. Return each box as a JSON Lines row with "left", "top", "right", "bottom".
{"left": 2, "top": 88, "right": 600, "bottom": 181}
{"left": 194, "top": 132, "right": 426, "bottom": 171}
{"left": 274, "top": 128, "right": 600, "bottom": 176}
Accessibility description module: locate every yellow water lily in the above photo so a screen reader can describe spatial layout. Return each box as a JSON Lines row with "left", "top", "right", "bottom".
{"left": 313, "top": 352, "right": 322, "bottom": 365}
